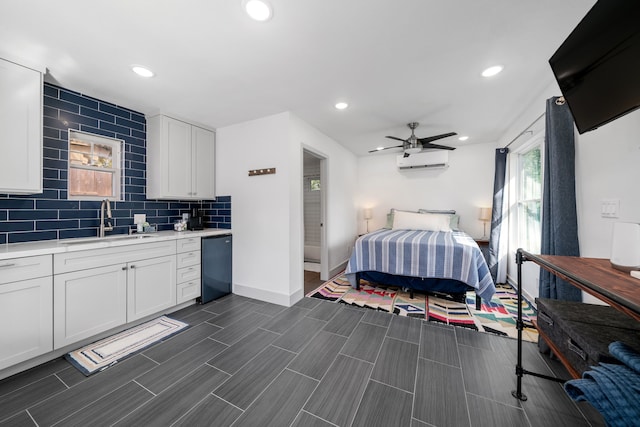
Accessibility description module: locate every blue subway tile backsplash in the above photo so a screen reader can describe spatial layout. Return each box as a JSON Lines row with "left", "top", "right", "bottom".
{"left": 0, "top": 83, "right": 230, "bottom": 244}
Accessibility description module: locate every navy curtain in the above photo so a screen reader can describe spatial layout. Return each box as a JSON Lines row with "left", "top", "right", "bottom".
{"left": 539, "top": 97, "right": 581, "bottom": 301}
{"left": 488, "top": 148, "right": 508, "bottom": 284}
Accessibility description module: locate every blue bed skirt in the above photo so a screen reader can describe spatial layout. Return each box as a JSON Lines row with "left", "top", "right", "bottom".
{"left": 356, "top": 271, "right": 471, "bottom": 296}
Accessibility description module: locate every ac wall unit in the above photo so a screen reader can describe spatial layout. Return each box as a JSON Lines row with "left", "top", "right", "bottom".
{"left": 396, "top": 151, "right": 449, "bottom": 170}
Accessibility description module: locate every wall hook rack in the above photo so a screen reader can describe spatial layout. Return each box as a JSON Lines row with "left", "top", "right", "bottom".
{"left": 249, "top": 168, "right": 276, "bottom": 176}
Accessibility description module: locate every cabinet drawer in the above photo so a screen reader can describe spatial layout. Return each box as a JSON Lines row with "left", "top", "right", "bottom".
{"left": 0, "top": 255, "right": 52, "bottom": 285}
{"left": 177, "top": 250, "right": 201, "bottom": 269}
{"left": 177, "top": 237, "right": 201, "bottom": 253}
{"left": 177, "top": 280, "right": 201, "bottom": 304}
{"left": 54, "top": 241, "right": 176, "bottom": 274}
{"left": 177, "top": 265, "right": 200, "bottom": 284}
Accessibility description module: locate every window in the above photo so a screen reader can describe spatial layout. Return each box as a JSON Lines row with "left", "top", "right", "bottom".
{"left": 310, "top": 178, "right": 321, "bottom": 191}
{"left": 68, "top": 130, "right": 122, "bottom": 200}
{"left": 516, "top": 142, "right": 543, "bottom": 253}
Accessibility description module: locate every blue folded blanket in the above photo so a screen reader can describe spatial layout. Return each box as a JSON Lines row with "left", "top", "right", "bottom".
{"left": 610, "top": 341, "right": 640, "bottom": 374}
{"left": 564, "top": 341, "right": 640, "bottom": 427}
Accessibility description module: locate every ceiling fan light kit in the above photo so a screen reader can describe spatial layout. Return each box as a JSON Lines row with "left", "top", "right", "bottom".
{"left": 481, "top": 65, "right": 503, "bottom": 77}
{"left": 243, "top": 0, "right": 273, "bottom": 21}
{"left": 370, "top": 122, "right": 457, "bottom": 155}
{"left": 131, "top": 65, "right": 154, "bottom": 78}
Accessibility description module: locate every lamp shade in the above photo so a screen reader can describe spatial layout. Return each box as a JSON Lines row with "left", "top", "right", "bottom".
{"left": 479, "top": 207, "right": 492, "bottom": 222}
{"left": 364, "top": 208, "right": 373, "bottom": 220}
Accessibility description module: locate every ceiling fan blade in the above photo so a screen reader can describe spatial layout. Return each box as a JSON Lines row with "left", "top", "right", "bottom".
{"left": 385, "top": 136, "right": 408, "bottom": 142}
{"left": 368, "top": 144, "right": 403, "bottom": 153}
{"left": 422, "top": 142, "right": 456, "bottom": 151}
{"left": 417, "top": 132, "right": 457, "bottom": 144}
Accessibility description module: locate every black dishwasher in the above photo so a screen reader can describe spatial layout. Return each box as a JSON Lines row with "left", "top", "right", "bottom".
{"left": 200, "top": 234, "right": 232, "bottom": 304}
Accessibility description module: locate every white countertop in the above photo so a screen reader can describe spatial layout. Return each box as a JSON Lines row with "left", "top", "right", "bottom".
{"left": 0, "top": 228, "right": 232, "bottom": 261}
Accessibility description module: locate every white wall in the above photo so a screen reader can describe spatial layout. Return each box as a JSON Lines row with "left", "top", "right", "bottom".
{"left": 575, "top": 111, "right": 640, "bottom": 258}
{"left": 216, "top": 112, "right": 358, "bottom": 306}
{"left": 356, "top": 142, "right": 496, "bottom": 238}
{"left": 216, "top": 112, "right": 294, "bottom": 305}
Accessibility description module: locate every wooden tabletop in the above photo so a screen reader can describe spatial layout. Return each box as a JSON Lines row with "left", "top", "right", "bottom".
{"left": 520, "top": 251, "right": 640, "bottom": 322}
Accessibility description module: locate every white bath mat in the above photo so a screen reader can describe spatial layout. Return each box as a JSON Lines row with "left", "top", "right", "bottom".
{"left": 66, "top": 316, "right": 189, "bottom": 376}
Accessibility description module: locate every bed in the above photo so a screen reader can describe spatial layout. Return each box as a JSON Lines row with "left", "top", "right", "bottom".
{"left": 344, "top": 228, "right": 496, "bottom": 302}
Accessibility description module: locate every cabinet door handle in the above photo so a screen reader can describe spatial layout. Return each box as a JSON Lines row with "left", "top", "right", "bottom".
{"left": 0, "top": 263, "right": 17, "bottom": 268}
{"left": 122, "top": 266, "right": 128, "bottom": 270}
{"left": 130, "top": 265, "right": 136, "bottom": 269}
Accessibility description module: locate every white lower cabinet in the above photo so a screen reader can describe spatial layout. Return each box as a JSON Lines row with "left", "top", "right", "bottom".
{"left": 177, "top": 279, "right": 201, "bottom": 304}
{"left": 52, "top": 240, "right": 177, "bottom": 350}
{"left": 0, "top": 276, "right": 53, "bottom": 370}
{"left": 127, "top": 255, "right": 177, "bottom": 321}
{"left": 176, "top": 237, "right": 201, "bottom": 304}
{"left": 1, "top": 235, "right": 227, "bottom": 375}
{"left": 53, "top": 264, "right": 127, "bottom": 349}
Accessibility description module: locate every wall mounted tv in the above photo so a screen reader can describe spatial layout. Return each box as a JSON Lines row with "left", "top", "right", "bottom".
{"left": 549, "top": 1, "right": 640, "bottom": 134}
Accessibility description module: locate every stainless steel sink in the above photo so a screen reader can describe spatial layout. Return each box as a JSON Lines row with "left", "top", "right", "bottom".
{"left": 62, "top": 234, "right": 157, "bottom": 245}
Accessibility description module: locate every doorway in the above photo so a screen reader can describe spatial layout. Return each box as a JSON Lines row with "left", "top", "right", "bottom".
{"left": 303, "top": 149, "right": 327, "bottom": 294}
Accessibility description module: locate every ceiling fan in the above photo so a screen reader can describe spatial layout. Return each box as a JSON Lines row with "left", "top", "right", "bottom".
{"left": 370, "top": 122, "right": 457, "bottom": 156}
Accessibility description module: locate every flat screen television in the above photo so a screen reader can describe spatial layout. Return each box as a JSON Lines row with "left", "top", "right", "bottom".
{"left": 549, "top": 1, "right": 640, "bottom": 134}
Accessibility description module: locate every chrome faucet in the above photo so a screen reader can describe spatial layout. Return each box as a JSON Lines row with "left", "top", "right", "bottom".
{"left": 99, "top": 199, "right": 114, "bottom": 237}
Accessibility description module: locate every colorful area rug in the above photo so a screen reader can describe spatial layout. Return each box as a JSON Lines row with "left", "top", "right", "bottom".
{"left": 66, "top": 316, "right": 189, "bottom": 376}
{"left": 307, "top": 273, "right": 538, "bottom": 343}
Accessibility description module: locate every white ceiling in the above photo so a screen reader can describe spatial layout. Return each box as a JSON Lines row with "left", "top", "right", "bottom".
{"left": 0, "top": 0, "right": 595, "bottom": 156}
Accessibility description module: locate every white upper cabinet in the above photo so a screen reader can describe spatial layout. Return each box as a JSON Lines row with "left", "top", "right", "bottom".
{"left": 147, "top": 114, "right": 215, "bottom": 200}
{"left": 0, "top": 57, "right": 43, "bottom": 194}
{"left": 192, "top": 125, "right": 216, "bottom": 199}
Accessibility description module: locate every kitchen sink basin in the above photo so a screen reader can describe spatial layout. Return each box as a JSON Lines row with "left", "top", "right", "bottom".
{"left": 62, "top": 234, "right": 158, "bottom": 245}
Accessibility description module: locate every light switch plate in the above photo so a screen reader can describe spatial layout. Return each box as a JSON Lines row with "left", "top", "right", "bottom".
{"left": 134, "top": 213, "right": 146, "bottom": 224}
{"left": 601, "top": 199, "right": 619, "bottom": 218}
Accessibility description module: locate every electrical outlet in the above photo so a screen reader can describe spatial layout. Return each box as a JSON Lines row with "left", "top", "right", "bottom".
{"left": 134, "top": 213, "right": 146, "bottom": 224}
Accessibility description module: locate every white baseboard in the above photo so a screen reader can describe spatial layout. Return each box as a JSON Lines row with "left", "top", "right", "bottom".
{"left": 232, "top": 283, "right": 298, "bottom": 307}
{"left": 329, "top": 259, "right": 348, "bottom": 278}
{"left": 304, "top": 262, "right": 321, "bottom": 272}
{"left": 506, "top": 276, "right": 537, "bottom": 308}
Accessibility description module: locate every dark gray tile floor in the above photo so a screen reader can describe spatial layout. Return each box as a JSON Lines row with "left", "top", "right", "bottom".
{"left": 0, "top": 294, "right": 606, "bottom": 427}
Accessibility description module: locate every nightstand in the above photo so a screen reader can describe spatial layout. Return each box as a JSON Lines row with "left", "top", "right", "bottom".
{"left": 474, "top": 238, "right": 490, "bottom": 262}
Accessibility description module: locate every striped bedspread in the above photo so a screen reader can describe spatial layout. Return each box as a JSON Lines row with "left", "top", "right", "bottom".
{"left": 345, "top": 229, "right": 496, "bottom": 301}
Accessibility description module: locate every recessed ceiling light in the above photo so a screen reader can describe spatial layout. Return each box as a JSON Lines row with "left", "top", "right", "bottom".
{"left": 481, "top": 65, "right": 503, "bottom": 77}
{"left": 243, "top": 0, "right": 273, "bottom": 21}
{"left": 131, "top": 65, "right": 154, "bottom": 78}
{"left": 458, "top": 136, "right": 469, "bottom": 141}
{"left": 335, "top": 102, "right": 349, "bottom": 110}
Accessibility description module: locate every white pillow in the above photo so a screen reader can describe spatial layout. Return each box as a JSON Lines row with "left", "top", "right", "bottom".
{"left": 392, "top": 210, "right": 452, "bottom": 232}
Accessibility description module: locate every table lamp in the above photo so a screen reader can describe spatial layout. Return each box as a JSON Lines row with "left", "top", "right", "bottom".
{"left": 364, "top": 208, "right": 372, "bottom": 233}
{"left": 478, "top": 207, "right": 491, "bottom": 239}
